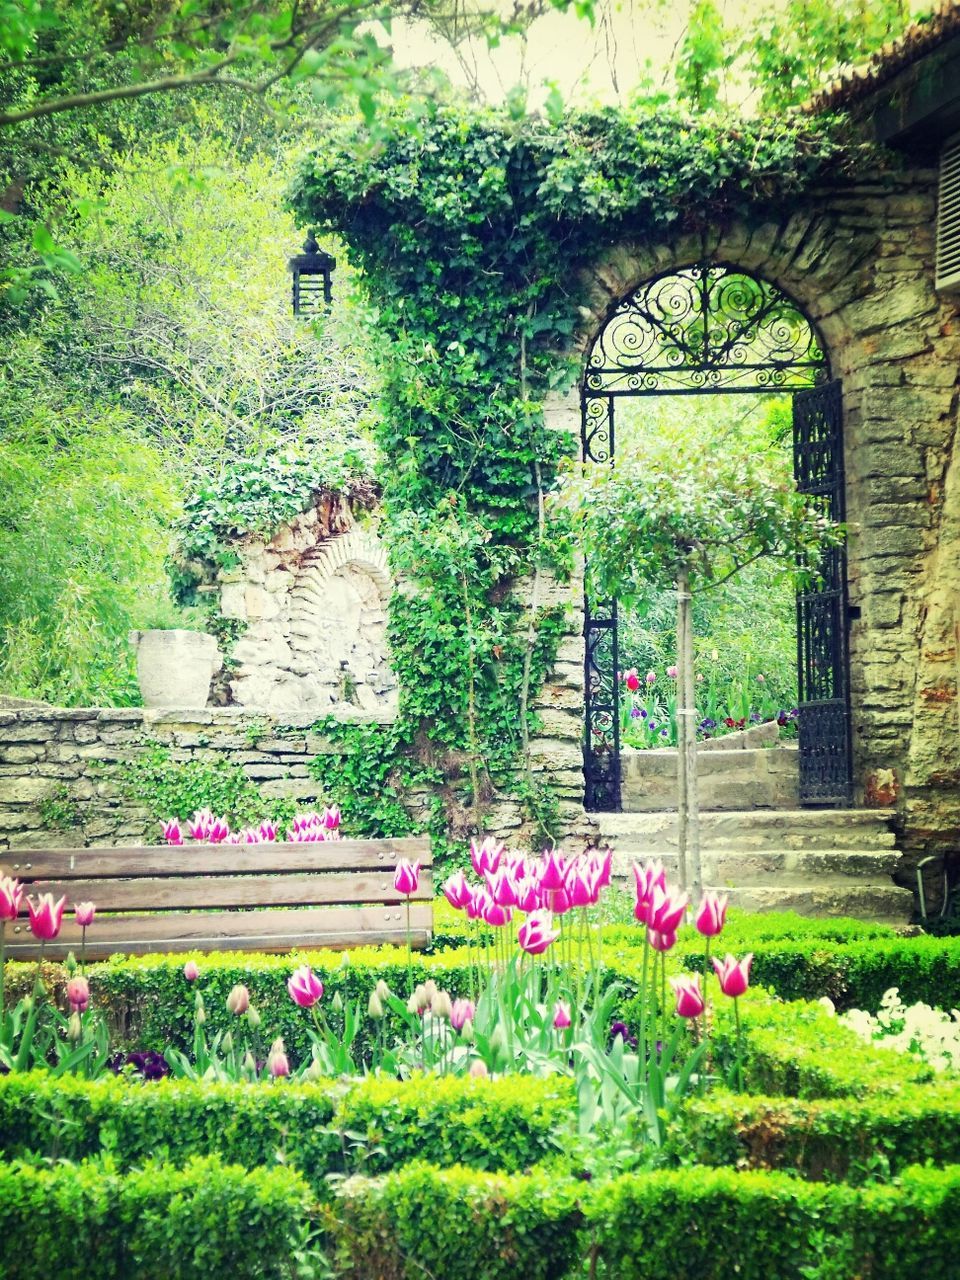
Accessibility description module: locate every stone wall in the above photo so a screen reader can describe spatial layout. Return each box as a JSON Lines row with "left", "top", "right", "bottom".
{"left": 548, "top": 166, "right": 960, "bottom": 902}
{"left": 216, "top": 498, "right": 397, "bottom": 715}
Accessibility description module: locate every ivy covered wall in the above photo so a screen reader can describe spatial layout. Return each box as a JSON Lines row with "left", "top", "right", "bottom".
{"left": 288, "top": 102, "right": 960, "bottom": 895}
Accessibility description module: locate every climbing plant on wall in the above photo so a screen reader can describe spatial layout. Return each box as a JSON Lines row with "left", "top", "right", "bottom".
{"left": 287, "top": 99, "right": 870, "bottom": 848}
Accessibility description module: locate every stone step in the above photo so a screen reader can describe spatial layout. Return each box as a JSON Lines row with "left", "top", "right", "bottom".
{"left": 716, "top": 883, "right": 914, "bottom": 926}
{"left": 622, "top": 743, "right": 799, "bottom": 813}
{"left": 614, "top": 847, "right": 901, "bottom": 885}
{"left": 598, "top": 809, "right": 897, "bottom": 852}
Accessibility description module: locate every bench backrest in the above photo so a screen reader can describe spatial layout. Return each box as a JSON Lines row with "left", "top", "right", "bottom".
{"left": 0, "top": 836, "right": 433, "bottom": 960}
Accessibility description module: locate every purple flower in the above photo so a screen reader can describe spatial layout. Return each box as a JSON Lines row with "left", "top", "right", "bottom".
{"left": 660, "top": 728, "right": 669, "bottom": 738}
{"left": 750, "top": 713, "right": 762, "bottom": 723}
{"left": 630, "top": 705, "right": 642, "bottom": 719}
{"left": 648, "top": 720, "right": 658, "bottom": 731}
{"left": 699, "top": 718, "right": 716, "bottom": 730}
{"left": 109, "top": 1050, "right": 170, "bottom": 1081}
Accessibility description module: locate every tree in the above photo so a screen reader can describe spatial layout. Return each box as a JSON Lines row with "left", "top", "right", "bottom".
{"left": 565, "top": 411, "right": 841, "bottom": 900}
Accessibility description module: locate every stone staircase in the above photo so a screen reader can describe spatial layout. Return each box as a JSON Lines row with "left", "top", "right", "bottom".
{"left": 596, "top": 808, "right": 914, "bottom": 924}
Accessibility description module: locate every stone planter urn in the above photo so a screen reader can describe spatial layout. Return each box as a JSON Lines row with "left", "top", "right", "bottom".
{"left": 129, "top": 629, "right": 221, "bottom": 708}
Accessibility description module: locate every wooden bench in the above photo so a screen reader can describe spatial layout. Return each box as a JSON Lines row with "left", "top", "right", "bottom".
{"left": 0, "top": 836, "right": 433, "bottom": 960}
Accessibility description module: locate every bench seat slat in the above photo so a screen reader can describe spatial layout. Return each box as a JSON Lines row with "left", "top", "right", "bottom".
{"left": 3, "top": 903, "right": 434, "bottom": 960}
{"left": 1, "top": 836, "right": 431, "bottom": 880}
{"left": 10, "top": 871, "right": 433, "bottom": 913}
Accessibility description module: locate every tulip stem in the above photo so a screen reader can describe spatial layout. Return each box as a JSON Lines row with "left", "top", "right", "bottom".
{"left": 638, "top": 930, "right": 650, "bottom": 1082}
{"left": 660, "top": 951, "right": 667, "bottom": 1063}
{"left": 0, "top": 919, "right": 5, "bottom": 1028}
{"left": 80, "top": 924, "right": 86, "bottom": 976}
{"left": 734, "top": 996, "right": 744, "bottom": 1093}
{"left": 702, "top": 936, "right": 711, "bottom": 1069}
{"left": 404, "top": 898, "right": 412, "bottom": 994}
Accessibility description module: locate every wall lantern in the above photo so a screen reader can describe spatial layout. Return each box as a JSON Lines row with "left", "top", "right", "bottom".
{"left": 288, "top": 231, "right": 336, "bottom": 315}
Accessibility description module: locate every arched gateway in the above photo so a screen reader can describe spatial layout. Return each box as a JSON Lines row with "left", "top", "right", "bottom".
{"left": 581, "top": 262, "right": 852, "bottom": 813}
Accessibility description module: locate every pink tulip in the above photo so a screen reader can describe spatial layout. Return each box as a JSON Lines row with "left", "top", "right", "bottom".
{"left": 537, "top": 849, "right": 567, "bottom": 892}
{"left": 666, "top": 665, "right": 678, "bottom": 679}
{"left": 160, "top": 819, "right": 184, "bottom": 846}
{"left": 590, "top": 846, "right": 613, "bottom": 891}
{"left": 287, "top": 965, "right": 324, "bottom": 1009}
{"left": 74, "top": 902, "right": 95, "bottom": 928}
{"left": 322, "top": 805, "right": 341, "bottom": 831}
{"left": 649, "top": 886, "right": 688, "bottom": 936}
{"left": 259, "top": 820, "right": 277, "bottom": 841}
{"left": 469, "top": 1059, "right": 489, "bottom": 1078}
{"left": 487, "top": 867, "right": 518, "bottom": 908}
{"left": 648, "top": 928, "right": 677, "bottom": 952}
{"left": 0, "top": 876, "right": 23, "bottom": 922}
{"left": 632, "top": 860, "right": 666, "bottom": 926}
{"left": 450, "top": 998, "right": 476, "bottom": 1031}
{"left": 26, "top": 893, "right": 66, "bottom": 941}
{"left": 470, "top": 836, "right": 504, "bottom": 879}
{"left": 671, "top": 974, "right": 705, "bottom": 1019}
{"left": 207, "top": 817, "right": 230, "bottom": 844}
{"left": 482, "top": 897, "right": 512, "bottom": 928}
{"left": 568, "top": 867, "right": 594, "bottom": 909}
{"left": 713, "top": 953, "right": 754, "bottom": 999}
{"left": 226, "top": 984, "right": 250, "bottom": 1016}
{"left": 465, "top": 887, "right": 486, "bottom": 921}
{"left": 695, "top": 891, "right": 728, "bottom": 938}
{"left": 442, "top": 870, "right": 472, "bottom": 911}
{"left": 187, "top": 809, "right": 214, "bottom": 840}
{"left": 553, "top": 1000, "right": 572, "bottom": 1030}
{"left": 517, "top": 909, "right": 560, "bottom": 956}
{"left": 66, "top": 975, "right": 90, "bottom": 1013}
{"left": 183, "top": 961, "right": 199, "bottom": 981}
{"left": 516, "top": 877, "right": 541, "bottom": 914}
{"left": 543, "top": 885, "right": 572, "bottom": 916}
{"left": 624, "top": 668, "right": 641, "bottom": 692}
{"left": 645, "top": 670, "right": 656, "bottom": 686}
{"left": 393, "top": 859, "right": 421, "bottom": 897}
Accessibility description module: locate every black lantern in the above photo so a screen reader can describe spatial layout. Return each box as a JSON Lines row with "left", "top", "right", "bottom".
{"left": 288, "top": 231, "right": 336, "bottom": 315}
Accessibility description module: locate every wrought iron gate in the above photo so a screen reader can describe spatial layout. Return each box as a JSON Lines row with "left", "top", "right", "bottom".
{"left": 793, "top": 380, "right": 853, "bottom": 806}
{"left": 581, "top": 262, "right": 850, "bottom": 812}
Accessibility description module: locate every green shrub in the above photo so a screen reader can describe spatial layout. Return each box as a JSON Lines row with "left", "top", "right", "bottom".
{"left": 0, "top": 1071, "right": 573, "bottom": 1191}
{"left": 331, "top": 1161, "right": 585, "bottom": 1280}
{"left": 0, "top": 1154, "right": 313, "bottom": 1280}
{"left": 588, "top": 1163, "right": 960, "bottom": 1280}
{"left": 666, "top": 1083, "right": 960, "bottom": 1181}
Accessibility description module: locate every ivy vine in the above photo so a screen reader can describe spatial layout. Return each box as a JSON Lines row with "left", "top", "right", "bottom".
{"left": 286, "top": 101, "right": 869, "bottom": 849}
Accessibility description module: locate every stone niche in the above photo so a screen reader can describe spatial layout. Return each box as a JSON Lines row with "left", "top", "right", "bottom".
{"left": 218, "top": 502, "right": 398, "bottom": 715}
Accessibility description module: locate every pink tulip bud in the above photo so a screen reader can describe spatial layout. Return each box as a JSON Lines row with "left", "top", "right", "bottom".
{"left": 695, "top": 891, "right": 728, "bottom": 938}
{"left": 517, "top": 909, "right": 560, "bottom": 956}
{"left": 632, "top": 860, "right": 667, "bottom": 926}
{"left": 442, "top": 870, "right": 472, "bottom": 911}
{"left": 226, "top": 984, "right": 250, "bottom": 1015}
{"left": 645, "top": 670, "right": 656, "bottom": 685}
{"left": 553, "top": 1000, "right": 572, "bottom": 1030}
{"left": 671, "top": 974, "right": 705, "bottom": 1019}
{"left": 450, "top": 998, "right": 476, "bottom": 1031}
{"left": 666, "top": 665, "right": 678, "bottom": 679}
{"left": 74, "top": 902, "right": 96, "bottom": 929}
{"left": 66, "top": 975, "right": 90, "bottom": 1013}
{"left": 183, "top": 961, "right": 199, "bottom": 981}
{"left": 0, "top": 876, "right": 23, "bottom": 922}
{"left": 321, "top": 805, "right": 341, "bottom": 831}
{"left": 712, "top": 953, "right": 754, "bottom": 998}
{"left": 26, "top": 893, "right": 66, "bottom": 941}
{"left": 537, "top": 849, "right": 568, "bottom": 892}
{"left": 287, "top": 964, "right": 324, "bottom": 1008}
{"left": 267, "top": 1038, "right": 290, "bottom": 1078}
{"left": 160, "top": 819, "right": 184, "bottom": 846}
{"left": 647, "top": 928, "right": 677, "bottom": 952}
{"left": 624, "top": 668, "right": 640, "bottom": 692}
{"left": 487, "top": 867, "right": 518, "bottom": 908}
{"left": 568, "top": 867, "right": 595, "bottom": 909}
{"left": 482, "top": 896, "right": 512, "bottom": 928}
{"left": 393, "top": 859, "right": 420, "bottom": 897}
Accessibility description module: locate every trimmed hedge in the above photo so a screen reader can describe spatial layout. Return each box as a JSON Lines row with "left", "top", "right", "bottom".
{"left": 666, "top": 1083, "right": 960, "bottom": 1181}
{"left": 711, "top": 988, "right": 936, "bottom": 1098}
{"left": 0, "top": 1071, "right": 573, "bottom": 1190}
{"left": 331, "top": 1162, "right": 960, "bottom": 1280}
{"left": 0, "top": 1154, "right": 313, "bottom": 1280}
{"left": 330, "top": 1161, "right": 584, "bottom": 1280}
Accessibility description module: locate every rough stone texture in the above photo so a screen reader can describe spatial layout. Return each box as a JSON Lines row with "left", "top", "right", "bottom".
{"left": 0, "top": 708, "right": 398, "bottom": 852}
{"left": 216, "top": 499, "right": 398, "bottom": 715}
{"left": 559, "top": 169, "right": 960, "bottom": 908}
{"left": 621, "top": 744, "right": 799, "bottom": 813}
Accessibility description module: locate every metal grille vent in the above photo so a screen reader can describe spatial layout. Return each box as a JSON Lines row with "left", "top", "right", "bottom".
{"left": 936, "top": 133, "right": 960, "bottom": 293}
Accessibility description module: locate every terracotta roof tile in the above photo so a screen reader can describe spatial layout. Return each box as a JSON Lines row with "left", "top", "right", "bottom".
{"left": 807, "top": 1, "right": 960, "bottom": 114}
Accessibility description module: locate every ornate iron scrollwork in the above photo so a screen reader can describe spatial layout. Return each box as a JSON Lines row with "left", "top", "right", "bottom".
{"left": 581, "top": 262, "right": 843, "bottom": 813}
{"left": 794, "top": 380, "right": 853, "bottom": 806}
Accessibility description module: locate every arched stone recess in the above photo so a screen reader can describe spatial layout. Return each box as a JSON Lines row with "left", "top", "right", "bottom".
{"left": 225, "top": 519, "right": 398, "bottom": 715}
{"left": 537, "top": 174, "right": 960, "bottom": 892}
